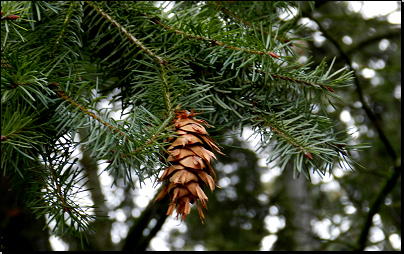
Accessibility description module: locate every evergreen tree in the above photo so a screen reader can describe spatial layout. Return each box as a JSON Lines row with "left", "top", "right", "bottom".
{"left": 1, "top": 1, "right": 378, "bottom": 250}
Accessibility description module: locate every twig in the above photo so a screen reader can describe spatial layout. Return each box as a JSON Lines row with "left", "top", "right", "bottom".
{"left": 144, "top": 13, "right": 279, "bottom": 59}
{"left": 253, "top": 68, "right": 335, "bottom": 92}
{"left": 259, "top": 117, "right": 313, "bottom": 159}
{"left": 49, "top": 82, "right": 127, "bottom": 138}
{"left": 212, "top": 1, "right": 291, "bottom": 44}
{"left": 50, "top": 82, "right": 165, "bottom": 163}
{"left": 86, "top": 1, "right": 167, "bottom": 65}
{"left": 53, "top": 2, "right": 75, "bottom": 55}
{"left": 45, "top": 145, "right": 71, "bottom": 213}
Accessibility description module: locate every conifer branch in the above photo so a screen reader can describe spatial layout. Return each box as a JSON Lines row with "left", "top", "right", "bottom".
{"left": 44, "top": 145, "right": 71, "bottom": 213}
{"left": 49, "top": 82, "right": 127, "bottom": 138}
{"left": 144, "top": 14, "right": 279, "bottom": 59}
{"left": 108, "top": 133, "right": 163, "bottom": 162}
{"left": 52, "top": 1, "right": 75, "bottom": 55}
{"left": 159, "top": 64, "right": 173, "bottom": 115}
{"left": 299, "top": 7, "right": 396, "bottom": 159}
{"left": 2, "top": 2, "right": 382, "bottom": 246}
{"left": 253, "top": 67, "right": 335, "bottom": 92}
{"left": 86, "top": 1, "right": 167, "bottom": 65}
{"left": 212, "top": 1, "right": 292, "bottom": 44}
{"left": 49, "top": 82, "right": 168, "bottom": 161}
{"left": 49, "top": 81, "right": 171, "bottom": 163}
{"left": 259, "top": 117, "right": 313, "bottom": 159}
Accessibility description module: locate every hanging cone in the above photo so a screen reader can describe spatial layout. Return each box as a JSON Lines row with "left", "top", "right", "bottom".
{"left": 154, "top": 110, "right": 223, "bottom": 223}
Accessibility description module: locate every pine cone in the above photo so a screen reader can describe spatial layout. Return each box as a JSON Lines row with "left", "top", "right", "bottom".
{"left": 154, "top": 110, "right": 223, "bottom": 223}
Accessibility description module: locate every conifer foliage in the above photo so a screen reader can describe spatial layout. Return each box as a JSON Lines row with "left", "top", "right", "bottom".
{"left": 1, "top": 1, "right": 366, "bottom": 242}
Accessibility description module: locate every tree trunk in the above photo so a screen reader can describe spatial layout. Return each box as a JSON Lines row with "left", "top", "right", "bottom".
{"left": 272, "top": 164, "right": 320, "bottom": 250}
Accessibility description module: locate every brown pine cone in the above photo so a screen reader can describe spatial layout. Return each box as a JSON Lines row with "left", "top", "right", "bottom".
{"left": 154, "top": 110, "right": 223, "bottom": 223}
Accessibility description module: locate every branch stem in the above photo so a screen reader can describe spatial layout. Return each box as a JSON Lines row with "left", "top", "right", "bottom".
{"left": 44, "top": 145, "right": 70, "bottom": 213}
{"left": 86, "top": 1, "right": 167, "bottom": 65}
{"left": 212, "top": 1, "right": 291, "bottom": 44}
{"left": 144, "top": 13, "right": 279, "bottom": 58}
{"left": 260, "top": 117, "right": 312, "bottom": 159}
{"left": 49, "top": 82, "right": 127, "bottom": 138}
{"left": 252, "top": 68, "right": 335, "bottom": 92}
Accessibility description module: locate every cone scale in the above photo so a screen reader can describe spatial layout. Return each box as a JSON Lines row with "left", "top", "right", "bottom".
{"left": 154, "top": 110, "right": 223, "bottom": 223}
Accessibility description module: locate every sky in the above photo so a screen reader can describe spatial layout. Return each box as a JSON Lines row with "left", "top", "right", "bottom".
{"left": 49, "top": 1, "right": 401, "bottom": 251}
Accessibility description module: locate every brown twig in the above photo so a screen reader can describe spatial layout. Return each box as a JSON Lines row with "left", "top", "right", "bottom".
{"left": 259, "top": 117, "right": 313, "bottom": 159}
{"left": 106, "top": 132, "right": 165, "bottom": 164}
{"left": 49, "top": 82, "right": 127, "bottom": 138}
{"left": 212, "top": 1, "right": 291, "bottom": 44}
{"left": 50, "top": 82, "right": 166, "bottom": 163}
{"left": 44, "top": 145, "right": 71, "bottom": 213}
{"left": 144, "top": 13, "right": 279, "bottom": 59}
{"left": 253, "top": 68, "right": 335, "bottom": 92}
{"left": 86, "top": 1, "right": 167, "bottom": 65}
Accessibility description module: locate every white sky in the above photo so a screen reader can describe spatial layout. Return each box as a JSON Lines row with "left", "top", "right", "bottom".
{"left": 50, "top": 1, "right": 401, "bottom": 251}
{"left": 349, "top": 1, "right": 401, "bottom": 23}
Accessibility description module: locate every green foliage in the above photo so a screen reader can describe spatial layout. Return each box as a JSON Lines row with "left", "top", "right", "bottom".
{"left": 1, "top": 0, "right": 372, "bottom": 247}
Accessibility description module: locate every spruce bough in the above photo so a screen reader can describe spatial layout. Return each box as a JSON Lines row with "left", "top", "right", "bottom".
{"left": 1, "top": 1, "right": 367, "bottom": 240}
